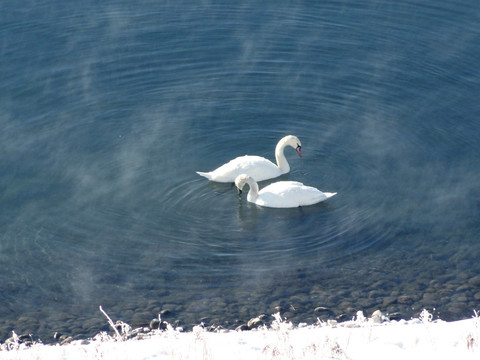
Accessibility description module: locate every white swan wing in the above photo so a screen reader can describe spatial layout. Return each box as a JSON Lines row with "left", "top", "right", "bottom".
{"left": 256, "top": 181, "right": 335, "bottom": 208}
{"left": 200, "top": 155, "right": 281, "bottom": 183}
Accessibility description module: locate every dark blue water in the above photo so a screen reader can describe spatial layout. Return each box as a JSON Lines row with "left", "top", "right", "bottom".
{"left": 1, "top": 1, "right": 480, "bottom": 342}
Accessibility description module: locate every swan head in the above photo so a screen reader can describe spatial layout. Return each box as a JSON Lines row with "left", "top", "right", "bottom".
{"left": 281, "top": 135, "right": 302, "bottom": 157}
{"left": 234, "top": 174, "right": 250, "bottom": 195}
{"left": 235, "top": 174, "right": 260, "bottom": 201}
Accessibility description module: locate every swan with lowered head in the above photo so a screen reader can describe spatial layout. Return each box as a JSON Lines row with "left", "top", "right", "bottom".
{"left": 196, "top": 135, "right": 302, "bottom": 183}
{"left": 235, "top": 174, "right": 336, "bottom": 208}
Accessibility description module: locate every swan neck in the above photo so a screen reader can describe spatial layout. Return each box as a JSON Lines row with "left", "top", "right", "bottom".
{"left": 275, "top": 139, "right": 290, "bottom": 173}
{"left": 245, "top": 178, "right": 259, "bottom": 202}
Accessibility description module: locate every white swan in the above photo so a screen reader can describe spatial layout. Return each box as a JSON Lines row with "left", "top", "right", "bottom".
{"left": 196, "top": 135, "right": 302, "bottom": 183}
{"left": 235, "top": 174, "right": 336, "bottom": 208}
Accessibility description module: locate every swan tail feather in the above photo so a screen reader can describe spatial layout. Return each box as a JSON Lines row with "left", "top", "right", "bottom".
{"left": 196, "top": 171, "right": 213, "bottom": 180}
{"left": 324, "top": 192, "right": 337, "bottom": 198}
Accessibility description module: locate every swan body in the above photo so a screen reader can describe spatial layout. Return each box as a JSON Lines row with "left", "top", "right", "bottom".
{"left": 235, "top": 174, "right": 336, "bottom": 208}
{"left": 196, "top": 135, "right": 302, "bottom": 183}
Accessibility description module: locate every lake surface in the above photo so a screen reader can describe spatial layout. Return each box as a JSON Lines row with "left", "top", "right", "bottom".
{"left": 1, "top": 0, "right": 479, "bottom": 342}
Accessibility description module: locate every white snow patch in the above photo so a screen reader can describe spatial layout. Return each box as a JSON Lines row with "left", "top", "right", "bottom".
{"left": 1, "top": 310, "right": 479, "bottom": 360}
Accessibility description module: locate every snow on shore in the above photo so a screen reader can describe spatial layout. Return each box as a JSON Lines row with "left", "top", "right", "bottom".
{"left": 1, "top": 310, "right": 479, "bottom": 360}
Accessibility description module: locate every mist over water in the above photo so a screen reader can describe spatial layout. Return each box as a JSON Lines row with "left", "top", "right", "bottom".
{"left": 1, "top": 1, "right": 480, "bottom": 342}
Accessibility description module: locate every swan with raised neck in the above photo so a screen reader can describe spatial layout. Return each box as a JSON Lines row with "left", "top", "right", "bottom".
{"left": 196, "top": 135, "right": 302, "bottom": 183}
{"left": 274, "top": 135, "right": 301, "bottom": 174}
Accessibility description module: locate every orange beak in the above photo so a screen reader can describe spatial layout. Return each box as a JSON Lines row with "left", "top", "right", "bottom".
{"left": 296, "top": 145, "right": 302, "bottom": 157}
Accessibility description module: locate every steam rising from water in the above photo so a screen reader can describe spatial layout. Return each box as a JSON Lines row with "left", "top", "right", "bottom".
{"left": 1, "top": 0, "right": 479, "bottom": 342}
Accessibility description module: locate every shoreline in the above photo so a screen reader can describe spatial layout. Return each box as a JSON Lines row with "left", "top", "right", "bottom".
{"left": 1, "top": 309, "right": 479, "bottom": 359}
{"left": 1, "top": 305, "right": 477, "bottom": 349}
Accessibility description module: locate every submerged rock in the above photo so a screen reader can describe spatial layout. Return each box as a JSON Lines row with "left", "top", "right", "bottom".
{"left": 149, "top": 318, "right": 168, "bottom": 331}
{"left": 235, "top": 324, "right": 249, "bottom": 331}
{"left": 336, "top": 314, "right": 350, "bottom": 322}
{"left": 247, "top": 317, "right": 263, "bottom": 329}
{"left": 388, "top": 312, "right": 402, "bottom": 321}
{"left": 468, "top": 275, "right": 480, "bottom": 286}
{"left": 314, "top": 306, "right": 331, "bottom": 314}
{"left": 60, "top": 336, "right": 73, "bottom": 345}
{"left": 149, "top": 318, "right": 160, "bottom": 329}
{"left": 397, "top": 295, "right": 413, "bottom": 304}
{"left": 314, "top": 307, "right": 336, "bottom": 323}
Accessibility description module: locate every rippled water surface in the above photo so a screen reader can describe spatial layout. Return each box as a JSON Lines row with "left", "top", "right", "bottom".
{"left": 1, "top": 1, "right": 480, "bottom": 342}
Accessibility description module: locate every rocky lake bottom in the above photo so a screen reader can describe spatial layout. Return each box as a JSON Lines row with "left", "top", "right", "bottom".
{"left": 2, "top": 234, "right": 479, "bottom": 345}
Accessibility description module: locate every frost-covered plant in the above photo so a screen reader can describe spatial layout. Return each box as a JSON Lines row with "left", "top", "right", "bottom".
{"left": 99, "top": 305, "right": 133, "bottom": 341}
{"left": 467, "top": 310, "right": 479, "bottom": 351}
{"left": 271, "top": 312, "right": 292, "bottom": 332}
{"left": 419, "top": 309, "right": 433, "bottom": 324}
{"left": 93, "top": 331, "right": 112, "bottom": 343}
{"left": 0, "top": 331, "right": 20, "bottom": 351}
{"left": 261, "top": 313, "right": 294, "bottom": 359}
{"left": 323, "top": 336, "right": 350, "bottom": 360}
{"left": 191, "top": 325, "right": 213, "bottom": 360}
{"left": 355, "top": 310, "right": 367, "bottom": 324}
{"left": 262, "top": 312, "right": 352, "bottom": 360}
{"left": 193, "top": 324, "right": 206, "bottom": 342}
{"left": 0, "top": 331, "right": 37, "bottom": 351}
